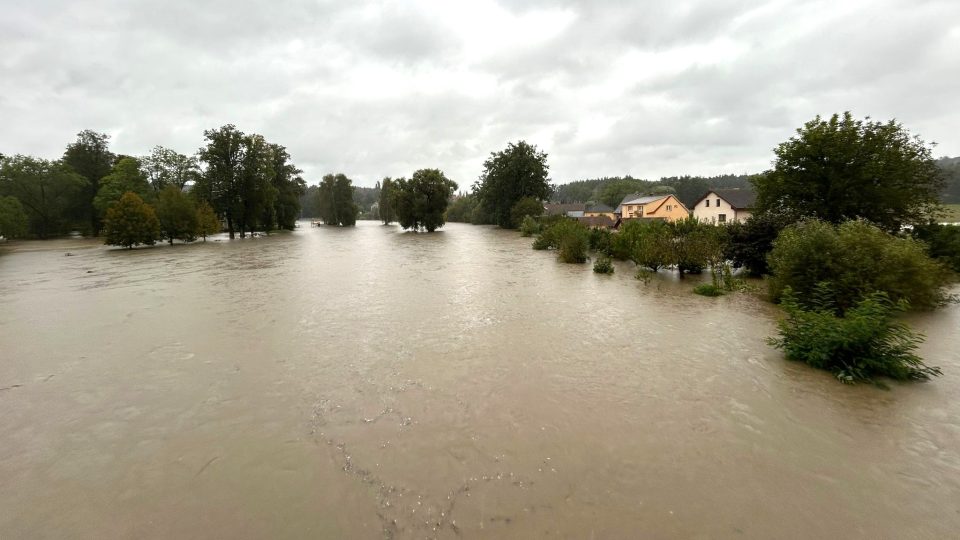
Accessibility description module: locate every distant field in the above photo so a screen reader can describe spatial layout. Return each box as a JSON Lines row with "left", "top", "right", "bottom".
{"left": 942, "top": 204, "right": 960, "bottom": 222}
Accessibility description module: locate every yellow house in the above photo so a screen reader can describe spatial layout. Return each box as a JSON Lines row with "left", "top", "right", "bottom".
{"left": 583, "top": 203, "right": 616, "bottom": 220}
{"left": 616, "top": 194, "right": 690, "bottom": 222}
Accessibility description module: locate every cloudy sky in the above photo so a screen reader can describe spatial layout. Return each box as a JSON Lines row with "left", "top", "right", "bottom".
{"left": 2, "top": 0, "right": 958, "bottom": 187}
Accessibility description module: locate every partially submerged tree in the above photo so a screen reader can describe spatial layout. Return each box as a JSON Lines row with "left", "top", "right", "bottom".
{"left": 195, "top": 201, "right": 221, "bottom": 241}
{"left": 0, "top": 195, "right": 29, "bottom": 239}
{"left": 93, "top": 157, "right": 151, "bottom": 216}
{"left": 155, "top": 185, "right": 198, "bottom": 244}
{"left": 103, "top": 191, "right": 161, "bottom": 249}
{"left": 0, "top": 155, "right": 88, "bottom": 238}
{"left": 475, "top": 141, "right": 551, "bottom": 228}
{"left": 62, "top": 130, "right": 115, "bottom": 234}
{"left": 316, "top": 173, "right": 358, "bottom": 226}
{"left": 379, "top": 177, "right": 397, "bottom": 225}
{"left": 394, "top": 168, "right": 457, "bottom": 232}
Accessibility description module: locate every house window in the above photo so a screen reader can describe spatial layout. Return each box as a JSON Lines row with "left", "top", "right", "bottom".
{"left": 705, "top": 200, "right": 710, "bottom": 207}
{"left": 718, "top": 214, "right": 726, "bottom": 223}
{"left": 666, "top": 205, "right": 672, "bottom": 211}
{"left": 716, "top": 198, "right": 721, "bottom": 207}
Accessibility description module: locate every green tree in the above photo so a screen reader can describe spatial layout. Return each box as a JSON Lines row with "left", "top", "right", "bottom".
{"left": 94, "top": 157, "right": 151, "bottom": 216}
{"left": 912, "top": 222, "right": 960, "bottom": 273}
{"left": 196, "top": 125, "right": 246, "bottom": 238}
{"left": 394, "top": 169, "right": 457, "bottom": 232}
{"left": 724, "top": 210, "right": 799, "bottom": 276}
{"left": 63, "top": 130, "right": 115, "bottom": 234}
{"left": 768, "top": 219, "right": 951, "bottom": 312}
{"left": 475, "top": 141, "right": 551, "bottom": 228}
{"left": 267, "top": 143, "right": 305, "bottom": 230}
{"left": 509, "top": 196, "right": 544, "bottom": 228}
{"left": 103, "top": 191, "right": 161, "bottom": 249}
{"left": 195, "top": 201, "right": 221, "bottom": 241}
{"left": 141, "top": 146, "right": 200, "bottom": 192}
{"left": 379, "top": 177, "right": 397, "bottom": 225}
{"left": 0, "top": 195, "right": 29, "bottom": 239}
{"left": 754, "top": 112, "right": 943, "bottom": 231}
{"left": 445, "top": 193, "right": 478, "bottom": 223}
{"left": 670, "top": 217, "right": 728, "bottom": 276}
{"left": 0, "top": 155, "right": 88, "bottom": 238}
{"left": 155, "top": 185, "right": 198, "bottom": 244}
{"left": 317, "top": 173, "right": 358, "bottom": 226}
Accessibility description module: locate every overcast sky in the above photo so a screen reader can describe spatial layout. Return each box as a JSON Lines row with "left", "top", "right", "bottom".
{"left": 2, "top": 0, "right": 958, "bottom": 188}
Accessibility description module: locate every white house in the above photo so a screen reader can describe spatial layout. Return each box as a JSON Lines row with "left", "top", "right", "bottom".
{"left": 691, "top": 189, "right": 756, "bottom": 224}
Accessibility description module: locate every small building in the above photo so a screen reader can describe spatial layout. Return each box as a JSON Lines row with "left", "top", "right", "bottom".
{"left": 615, "top": 194, "right": 690, "bottom": 223}
{"left": 691, "top": 189, "right": 756, "bottom": 224}
{"left": 584, "top": 203, "right": 615, "bottom": 220}
{"left": 544, "top": 203, "right": 586, "bottom": 218}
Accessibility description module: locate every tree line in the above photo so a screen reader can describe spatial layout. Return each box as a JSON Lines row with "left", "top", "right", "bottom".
{"left": 0, "top": 126, "right": 306, "bottom": 245}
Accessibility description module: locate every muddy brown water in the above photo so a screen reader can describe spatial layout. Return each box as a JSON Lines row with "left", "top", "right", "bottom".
{"left": 1, "top": 221, "right": 958, "bottom": 539}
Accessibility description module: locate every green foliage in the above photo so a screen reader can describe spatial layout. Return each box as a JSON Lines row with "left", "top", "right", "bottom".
{"left": 62, "top": 130, "right": 115, "bottom": 234}
{"left": 509, "top": 196, "right": 544, "bottom": 228}
{"left": 140, "top": 146, "right": 200, "bottom": 191}
{"left": 393, "top": 169, "right": 457, "bottom": 232}
{"left": 155, "top": 185, "right": 198, "bottom": 244}
{"left": 533, "top": 218, "right": 590, "bottom": 263}
{"left": 770, "top": 286, "right": 940, "bottom": 384}
{"left": 317, "top": 173, "right": 359, "bottom": 226}
{"left": 379, "top": 178, "right": 397, "bottom": 224}
{"left": 93, "top": 157, "right": 151, "bottom": 216}
{"left": 754, "top": 112, "right": 943, "bottom": 231}
{"left": 551, "top": 174, "right": 754, "bottom": 209}
{"left": 768, "top": 219, "right": 951, "bottom": 312}
{"left": 267, "top": 143, "right": 306, "bottom": 230}
{"left": 912, "top": 222, "right": 960, "bottom": 273}
{"left": 593, "top": 256, "right": 614, "bottom": 274}
{"left": 519, "top": 215, "right": 540, "bottom": 237}
{"left": 0, "top": 195, "right": 29, "bottom": 239}
{"left": 588, "top": 227, "right": 613, "bottom": 255}
{"left": 693, "top": 283, "right": 723, "bottom": 296}
{"left": 195, "top": 201, "right": 221, "bottom": 241}
{"left": 475, "top": 141, "right": 552, "bottom": 228}
{"left": 671, "top": 216, "right": 728, "bottom": 275}
{"left": 724, "top": 210, "right": 799, "bottom": 276}
{"left": 445, "top": 193, "right": 478, "bottom": 223}
{"left": 103, "top": 192, "right": 160, "bottom": 249}
{"left": 0, "top": 155, "right": 89, "bottom": 238}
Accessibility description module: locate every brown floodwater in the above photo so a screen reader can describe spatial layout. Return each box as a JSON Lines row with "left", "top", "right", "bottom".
{"left": 1, "top": 221, "right": 958, "bottom": 539}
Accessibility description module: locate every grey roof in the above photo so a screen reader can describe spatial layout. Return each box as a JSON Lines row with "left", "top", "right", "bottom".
{"left": 694, "top": 189, "right": 757, "bottom": 210}
{"left": 585, "top": 203, "right": 614, "bottom": 213}
{"left": 621, "top": 195, "right": 668, "bottom": 206}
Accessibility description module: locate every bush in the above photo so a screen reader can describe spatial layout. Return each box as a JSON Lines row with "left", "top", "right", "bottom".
{"left": 912, "top": 222, "right": 960, "bottom": 273}
{"left": 593, "top": 256, "right": 614, "bottom": 274}
{"left": 589, "top": 227, "right": 613, "bottom": 255}
{"left": 768, "top": 219, "right": 951, "bottom": 312}
{"left": 103, "top": 192, "right": 160, "bottom": 249}
{"left": 693, "top": 283, "right": 723, "bottom": 296}
{"left": 725, "top": 210, "right": 800, "bottom": 276}
{"left": 509, "top": 197, "right": 544, "bottom": 229}
{"left": 519, "top": 215, "right": 541, "bottom": 237}
{"left": 532, "top": 218, "right": 590, "bottom": 263}
{"left": 769, "top": 286, "right": 941, "bottom": 384}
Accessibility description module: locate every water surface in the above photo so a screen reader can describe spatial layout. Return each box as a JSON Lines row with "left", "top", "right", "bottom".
{"left": 2, "top": 221, "right": 959, "bottom": 539}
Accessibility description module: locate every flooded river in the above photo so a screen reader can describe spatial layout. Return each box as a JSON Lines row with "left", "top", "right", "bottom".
{"left": 1, "top": 221, "right": 959, "bottom": 539}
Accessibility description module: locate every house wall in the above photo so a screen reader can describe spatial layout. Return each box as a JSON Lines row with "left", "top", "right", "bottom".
{"left": 584, "top": 211, "right": 616, "bottom": 220}
{"left": 692, "top": 192, "right": 750, "bottom": 224}
{"left": 645, "top": 195, "right": 690, "bottom": 222}
{"left": 621, "top": 204, "right": 645, "bottom": 219}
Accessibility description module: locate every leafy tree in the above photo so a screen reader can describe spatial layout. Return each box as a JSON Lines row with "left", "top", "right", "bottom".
{"left": 394, "top": 168, "right": 457, "bottom": 232}
{"left": 267, "top": 143, "right": 305, "bottom": 230}
{"left": 475, "top": 141, "right": 551, "bottom": 227}
{"left": 509, "top": 196, "right": 544, "bottom": 228}
{"left": 93, "top": 157, "right": 151, "bottom": 216}
{"left": 0, "top": 195, "right": 29, "bottom": 239}
{"left": 196, "top": 125, "right": 246, "bottom": 238}
{"left": 771, "top": 286, "right": 940, "bottom": 384}
{"left": 0, "top": 155, "right": 88, "bottom": 238}
{"left": 140, "top": 146, "right": 200, "bottom": 192}
{"left": 754, "top": 112, "right": 943, "bottom": 231}
{"left": 103, "top": 192, "right": 160, "bottom": 249}
{"left": 670, "top": 217, "right": 728, "bottom": 276}
{"left": 724, "top": 210, "right": 800, "bottom": 276}
{"left": 316, "top": 173, "right": 358, "bottom": 226}
{"left": 62, "top": 130, "right": 115, "bottom": 234}
{"left": 632, "top": 220, "right": 675, "bottom": 272}
{"left": 195, "top": 201, "right": 221, "bottom": 241}
{"left": 155, "top": 185, "right": 198, "bottom": 244}
{"left": 379, "top": 177, "right": 397, "bottom": 224}
{"left": 912, "top": 222, "right": 960, "bottom": 273}
{"left": 445, "top": 193, "right": 478, "bottom": 223}
{"left": 531, "top": 218, "right": 590, "bottom": 262}
{"left": 768, "top": 219, "right": 951, "bottom": 312}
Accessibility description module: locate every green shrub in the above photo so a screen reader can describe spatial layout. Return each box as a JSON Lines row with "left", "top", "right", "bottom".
{"left": 769, "top": 285, "right": 941, "bottom": 384}
{"left": 912, "top": 222, "right": 960, "bottom": 273}
{"left": 589, "top": 227, "right": 613, "bottom": 255}
{"left": 693, "top": 283, "right": 724, "bottom": 296}
{"left": 533, "top": 218, "right": 590, "bottom": 263}
{"left": 768, "top": 219, "right": 951, "bottom": 312}
{"left": 593, "top": 256, "right": 614, "bottom": 274}
{"left": 509, "top": 197, "right": 544, "bottom": 229}
{"left": 532, "top": 234, "right": 551, "bottom": 250}
{"left": 519, "top": 215, "right": 541, "bottom": 237}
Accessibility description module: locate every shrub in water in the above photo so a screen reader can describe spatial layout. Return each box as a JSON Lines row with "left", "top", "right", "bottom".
{"left": 768, "top": 219, "right": 951, "bottom": 312}
{"left": 593, "top": 256, "right": 614, "bottom": 274}
{"left": 769, "top": 285, "right": 941, "bottom": 384}
{"left": 693, "top": 283, "right": 723, "bottom": 296}
{"left": 520, "top": 215, "right": 541, "bottom": 237}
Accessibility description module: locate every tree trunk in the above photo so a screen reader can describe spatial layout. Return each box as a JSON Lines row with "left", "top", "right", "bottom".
{"left": 227, "top": 215, "right": 235, "bottom": 239}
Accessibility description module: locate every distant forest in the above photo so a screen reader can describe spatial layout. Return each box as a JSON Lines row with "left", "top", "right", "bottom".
{"left": 298, "top": 156, "right": 960, "bottom": 218}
